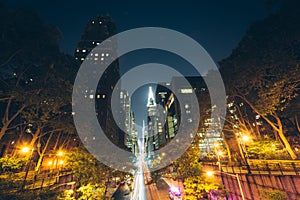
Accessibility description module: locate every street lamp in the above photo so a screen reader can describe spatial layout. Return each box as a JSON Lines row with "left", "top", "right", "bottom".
{"left": 242, "top": 135, "right": 250, "bottom": 142}
{"left": 237, "top": 134, "right": 251, "bottom": 174}
{"left": 206, "top": 170, "right": 245, "bottom": 200}
{"left": 55, "top": 150, "right": 65, "bottom": 173}
{"left": 213, "top": 142, "right": 224, "bottom": 170}
{"left": 206, "top": 170, "right": 214, "bottom": 177}
{"left": 57, "top": 150, "right": 64, "bottom": 157}
{"left": 216, "top": 151, "right": 223, "bottom": 170}
{"left": 241, "top": 135, "right": 250, "bottom": 158}
{"left": 21, "top": 147, "right": 30, "bottom": 154}
{"left": 21, "top": 147, "right": 34, "bottom": 191}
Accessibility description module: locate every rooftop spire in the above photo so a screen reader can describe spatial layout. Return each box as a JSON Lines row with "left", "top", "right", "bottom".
{"left": 147, "top": 86, "right": 156, "bottom": 107}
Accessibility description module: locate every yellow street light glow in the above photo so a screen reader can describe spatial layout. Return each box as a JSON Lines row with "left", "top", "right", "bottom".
{"left": 57, "top": 151, "right": 64, "bottom": 157}
{"left": 206, "top": 171, "right": 214, "bottom": 177}
{"left": 59, "top": 160, "right": 64, "bottom": 165}
{"left": 48, "top": 161, "right": 53, "bottom": 166}
{"left": 218, "top": 151, "right": 223, "bottom": 156}
{"left": 242, "top": 135, "right": 250, "bottom": 142}
{"left": 21, "top": 147, "right": 30, "bottom": 153}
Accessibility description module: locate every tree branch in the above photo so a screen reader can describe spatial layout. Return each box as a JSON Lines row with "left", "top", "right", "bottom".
{"left": 234, "top": 94, "right": 280, "bottom": 132}
{"left": 0, "top": 49, "right": 22, "bottom": 68}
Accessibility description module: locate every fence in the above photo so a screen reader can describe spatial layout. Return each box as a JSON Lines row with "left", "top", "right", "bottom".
{"left": 203, "top": 160, "right": 300, "bottom": 200}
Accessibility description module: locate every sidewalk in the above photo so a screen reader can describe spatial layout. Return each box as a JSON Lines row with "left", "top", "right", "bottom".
{"left": 156, "top": 178, "right": 171, "bottom": 200}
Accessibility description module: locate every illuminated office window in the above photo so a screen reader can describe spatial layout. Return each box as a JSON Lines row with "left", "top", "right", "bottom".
{"left": 180, "top": 88, "right": 193, "bottom": 93}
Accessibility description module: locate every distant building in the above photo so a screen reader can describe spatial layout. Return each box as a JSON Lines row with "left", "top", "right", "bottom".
{"left": 154, "top": 77, "right": 225, "bottom": 156}
{"left": 74, "top": 15, "right": 117, "bottom": 61}
{"left": 146, "top": 86, "right": 159, "bottom": 154}
{"left": 155, "top": 83, "right": 176, "bottom": 146}
{"left": 120, "top": 90, "right": 138, "bottom": 153}
{"left": 123, "top": 77, "right": 225, "bottom": 157}
{"left": 74, "top": 15, "right": 123, "bottom": 147}
{"left": 172, "top": 76, "right": 224, "bottom": 156}
{"left": 129, "top": 112, "right": 138, "bottom": 154}
{"left": 120, "top": 90, "right": 130, "bottom": 146}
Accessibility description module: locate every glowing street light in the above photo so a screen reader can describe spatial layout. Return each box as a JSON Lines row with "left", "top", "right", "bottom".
{"left": 57, "top": 151, "right": 64, "bottom": 157}
{"left": 21, "top": 147, "right": 30, "bottom": 154}
{"left": 241, "top": 135, "right": 250, "bottom": 142}
{"left": 48, "top": 161, "right": 53, "bottom": 166}
{"left": 206, "top": 171, "right": 214, "bottom": 177}
{"left": 55, "top": 150, "right": 65, "bottom": 172}
{"left": 236, "top": 134, "right": 251, "bottom": 174}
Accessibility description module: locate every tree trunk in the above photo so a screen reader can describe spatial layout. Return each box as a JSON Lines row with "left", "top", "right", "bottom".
{"left": 277, "top": 118, "right": 297, "bottom": 159}
{"left": 0, "top": 124, "right": 9, "bottom": 141}
{"left": 29, "top": 127, "right": 41, "bottom": 150}
{"left": 35, "top": 132, "right": 53, "bottom": 173}
{"left": 223, "top": 137, "right": 232, "bottom": 165}
{"left": 295, "top": 116, "right": 300, "bottom": 134}
{"left": 237, "top": 138, "right": 246, "bottom": 164}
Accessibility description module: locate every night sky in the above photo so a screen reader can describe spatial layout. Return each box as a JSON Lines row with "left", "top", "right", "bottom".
{"left": 4, "top": 0, "right": 267, "bottom": 127}
{"left": 4, "top": 0, "right": 267, "bottom": 62}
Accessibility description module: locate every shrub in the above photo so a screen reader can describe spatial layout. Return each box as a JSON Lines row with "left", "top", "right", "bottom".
{"left": 259, "top": 189, "right": 287, "bottom": 200}
{"left": 0, "top": 156, "right": 27, "bottom": 173}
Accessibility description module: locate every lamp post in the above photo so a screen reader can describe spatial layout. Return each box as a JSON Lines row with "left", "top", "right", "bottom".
{"left": 241, "top": 135, "right": 250, "bottom": 158}
{"left": 216, "top": 151, "right": 223, "bottom": 171}
{"left": 21, "top": 147, "right": 34, "bottom": 191}
{"left": 206, "top": 170, "right": 245, "bottom": 200}
{"left": 237, "top": 134, "right": 251, "bottom": 174}
{"left": 213, "top": 142, "right": 223, "bottom": 171}
{"left": 56, "top": 150, "right": 64, "bottom": 173}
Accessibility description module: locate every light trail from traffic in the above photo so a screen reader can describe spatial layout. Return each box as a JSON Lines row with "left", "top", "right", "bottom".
{"left": 131, "top": 122, "right": 147, "bottom": 200}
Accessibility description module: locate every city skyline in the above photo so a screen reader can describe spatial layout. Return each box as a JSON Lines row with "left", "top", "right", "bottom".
{"left": 1, "top": 1, "right": 269, "bottom": 128}
{"left": 0, "top": 1, "right": 299, "bottom": 199}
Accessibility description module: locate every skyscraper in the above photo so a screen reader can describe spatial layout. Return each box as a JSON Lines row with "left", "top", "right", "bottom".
{"left": 170, "top": 76, "right": 224, "bottom": 156}
{"left": 75, "top": 15, "right": 117, "bottom": 61}
{"left": 155, "top": 77, "right": 225, "bottom": 156}
{"left": 145, "top": 86, "right": 169, "bottom": 155}
{"left": 146, "top": 86, "right": 159, "bottom": 154}
{"left": 156, "top": 83, "right": 176, "bottom": 145}
{"left": 74, "top": 15, "right": 123, "bottom": 147}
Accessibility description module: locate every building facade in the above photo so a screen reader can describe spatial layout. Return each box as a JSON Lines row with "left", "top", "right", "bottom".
{"left": 120, "top": 90, "right": 138, "bottom": 153}
{"left": 74, "top": 15, "right": 123, "bottom": 147}
{"left": 154, "top": 77, "right": 225, "bottom": 157}
{"left": 146, "top": 86, "right": 159, "bottom": 154}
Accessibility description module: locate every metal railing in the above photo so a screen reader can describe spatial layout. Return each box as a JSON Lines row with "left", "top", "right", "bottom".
{"left": 203, "top": 159, "right": 300, "bottom": 175}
